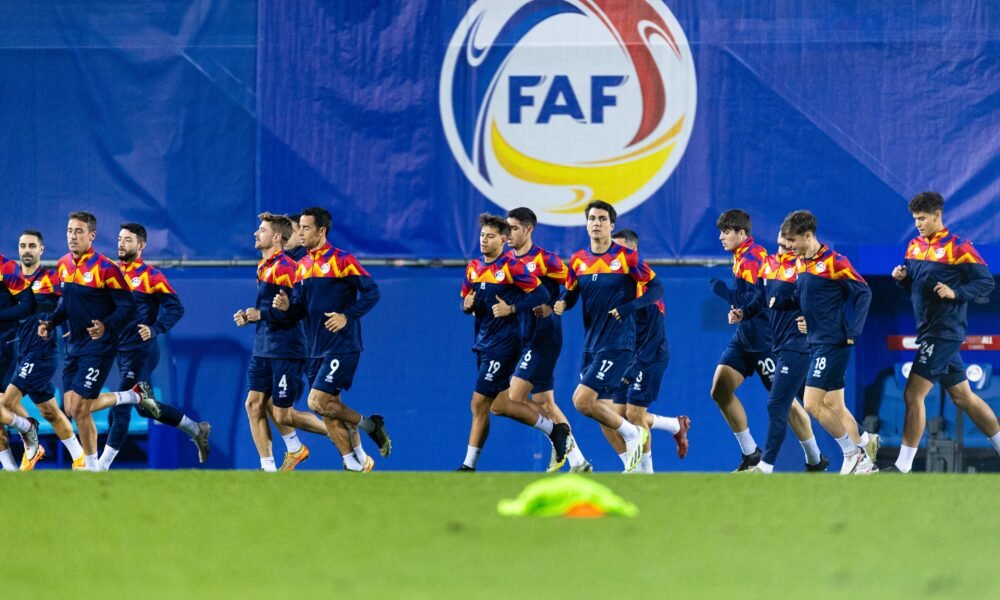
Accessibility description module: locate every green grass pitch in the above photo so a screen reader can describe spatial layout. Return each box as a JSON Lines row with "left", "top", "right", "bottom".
{"left": 9, "top": 472, "right": 998, "bottom": 598}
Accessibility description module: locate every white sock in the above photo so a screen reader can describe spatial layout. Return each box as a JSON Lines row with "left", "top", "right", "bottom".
{"left": 463, "top": 445, "right": 481, "bottom": 469}
{"left": 353, "top": 444, "right": 369, "bottom": 464}
{"left": 10, "top": 415, "right": 32, "bottom": 433}
{"left": 640, "top": 451, "right": 653, "bottom": 473}
{"left": 800, "top": 436, "right": 822, "bottom": 465}
{"left": 651, "top": 415, "right": 680, "bottom": 434}
{"left": 566, "top": 442, "right": 586, "bottom": 468}
{"left": 734, "top": 429, "right": 756, "bottom": 455}
{"left": 757, "top": 461, "right": 774, "bottom": 474}
{"left": 84, "top": 454, "right": 99, "bottom": 470}
{"left": 114, "top": 390, "right": 140, "bottom": 405}
{"left": 260, "top": 457, "right": 276, "bottom": 472}
{"left": 61, "top": 435, "right": 84, "bottom": 461}
{"left": 343, "top": 453, "right": 364, "bottom": 471}
{"left": 178, "top": 416, "right": 200, "bottom": 438}
{"left": 533, "top": 415, "right": 554, "bottom": 435}
{"left": 99, "top": 446, "right": 119, "bottom": 470}
{"left": 835, "top": 433, "right": 855, "bottom": 456}
{"left": 859, "top": 431, "right": 870, "bottom": 449}
{"left": 280, "top": 431, "right": 303, "bottom": 453}
{"left": 0, "top": 449, "right": 15, "bottom": 471}
{"left": 616, "top": 419, "right": 640, "bottom": 441}
{"left": 895, "top": 444, "right": 917, "bottom": 473}
{"left": 617, "top": 451, "right": 629, "bottom": 468}
{"left": 989, "top": 431, "right": 1000, "bottom": 456}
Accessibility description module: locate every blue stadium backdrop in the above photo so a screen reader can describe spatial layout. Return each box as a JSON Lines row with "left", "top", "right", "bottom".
{"left": 1, "top": 1, "right": 996, "bottom": 470}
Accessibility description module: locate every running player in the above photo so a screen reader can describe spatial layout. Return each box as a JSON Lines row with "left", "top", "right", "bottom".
{"left": 0, "top": 230, "right": 84, "bottom": 470}
{"left": 707, "top": 209, "right": 775, "bottom": 470}
{"left": 456, "top": 213, "right": 560, "bottom": 472}
{"left": 237, "top": 212, "right": 329, "bottom": 472}
{"left": 99, "top": 223, "right": 211, "bottom": 470}
{"left": 730, "top": 233, "right": 828, "bottom": 473}
{"left": 602, "top": 229, "right": 689, "bottom": 473}
{"left": 504, "top": 207, "right": 591, "bottom": 472}
{"left": 0, "top": 248, "right": 40, "bottom": 470}
{"left": 888, "top": 191, "right": 999, "bottom": 472}
{"left": 778, "top": 210, "right": 876, "bottom": 474}
{"left": 554, "top": 200, "right": 659, "bottom": 472}
{"left": 272, "top": 206, "right": 391, "bottom": 471}
{"left": 38, "top": 211, "right": 158, "bottom": 471}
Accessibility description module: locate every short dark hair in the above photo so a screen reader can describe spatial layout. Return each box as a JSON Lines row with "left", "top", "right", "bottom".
{"left": 288, "top": 213, "right": 302, "bottom": 228}
{"left": 479, "top": 213, "right": 510, "bottom": 236}
{"left": 716, "top": 209, "right": 751, "bottom": 235}
{"left": 20, "top": 229, "right": 43, "bottom": 243}
{"left": 611, "top": 229, "right": 639, "bottom": 246}
{"left": 780, "top": 210, "right": 817, "bottom": 237}
{"left": 300, "top": 206, "right": 332, "bottom": 234}
{"left": 258, "top": 212, "right": 294, "bottom": 243}
{"left": 120, "top": 223, "right": 147, "bottom": 244}
{"left": 69, "top": 211, "right": 97, "bottom": 232}
{"left": 507, "top": 207, "right": 537, "bottom": 228}
{"left": 908, "top": 191, "right": 944, "bottom": 214}
{"left": 585, "top": 200, "right": 616, "bottom": 224}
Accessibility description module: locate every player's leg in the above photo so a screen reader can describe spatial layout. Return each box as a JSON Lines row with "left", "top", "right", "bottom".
{"left": 307, "top": 387, "right": 371, "bottom": 471}
{"left": 0, "top": 399, "right": 37, "bottom": 471}
{"left": 893, "top": 372, "right": 935, "bottom": 472}
{"left": 711, "top": 362, "right": 761, "bottom": 469}
{"left": 573, "top": 359, "right": 647, "bottom": 474}
{"left": 262, "top": 359, "right": 312, "bottom": 470}
{"left": 626, "top": 403, "right": 652, "bottom": 473}
{"left": 787, "top": 400, "right": 825, "bottom": 470}
{"left": 947, "top": 381, "right": 1000, "bottom": 454}
{"left": 99, "top": 351, "right": 141, "bottom": 470}
{"left": 495, "top": 375, "right": 572, "bottom": 471}
{"left": 246, "top": 390, "right": 277, "bottom": 471}
{"left": 757, "top": 352, "right": 805, "bottom": 473}
{"left": 599, "top": 398, "right": 628, "bottom": 461}
{"left": 306, "top": 353, "right": 390, "bottom": 459}
{"left": 460, "top": 390, "right": 493, "bottom": 471}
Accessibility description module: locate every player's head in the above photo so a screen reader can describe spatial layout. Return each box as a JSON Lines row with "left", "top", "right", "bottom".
{"left": 479, "top": 213, "right": 509, "bottom": 258}
{"left": 716, "top": 209, "right": 751, "bottom": 252}
{"left": 775, "top": 232, "right": 792, "bottom": 256}
{"left": 611, "top": 228, "right": 639, "bottom": 251}
{"left": 299, "top": 206, "right": 332, "bottom": 251}
{"left": 506, "top": 207, "right": 536, "bottom": 250}
{"left": 18, "top": 230, "right": 44, "bottom": 268}
{"left": 907, "top": 191, "right": 945, "bottom": 238}
{"left": 585, "top": 200, "right": 616, "bottom": 241}
{"left": 118, "top": 223, "right": 147, "bottom": 263}
{"left": 67, "top": 211, "right": 97, "bottom": 256}
{"left": 255, "top": 212, "right": 293, "bottom": 253}
{"left": 285, "top": 213, "right": 303, "bottom": 249}
{"left": 780, "top": 210, "right": 818, "bottom": 257}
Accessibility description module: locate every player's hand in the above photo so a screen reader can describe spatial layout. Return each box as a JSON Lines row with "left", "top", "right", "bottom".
{"left": 272, "top": 289, "right": 290, "bottom": 311}
{"left": 553, "top": 300, "right": 566, "bottom": 316}
{"left": 891, "top": 265, "right": 907, "bottom": 281}
{"left": 533, "top": 304, "right": 553, "bottom": 318}
{"left": 87, "top": 320, "right": 105, "bottom": 340}
{"left": 233, "top": 310, "right": 248, "bottom": 326}
{"left": 608, "top": 308, "right": 622, "bottom": 321}
{"left": 621, "top": 364, "right": 641, "bottom": 386}
{"left": 492, "top": 295, "right": 514, "bottom": 318}
{"left": 324, "top": 311, "right": 347, "bottom": 333}
{"left": 846, "top": 338, "right": 855, "bottom": 346}
{"left": 462, "top": 291, "right": 476, "bottom": 312}
{"left": 137, "top": 324, "right": 154, "bottom": 341}
{"left": 728, "top": 308, "right": 744, "bottom": 324}
{"left": 245, "top": 308, "right": 261, "bottom": 323}
{"left": 933, "top": 282, "right": 956, "bottom": 299}
{"left": 38, "top": 320, "right": 52, "bottom": 339}
{"left": 796, "top": 316, "right": 808, "bottom": 334}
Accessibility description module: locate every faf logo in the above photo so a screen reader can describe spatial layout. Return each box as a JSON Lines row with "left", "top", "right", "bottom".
{"left": 440, "top": 0, "right": 696, "bottom": 226}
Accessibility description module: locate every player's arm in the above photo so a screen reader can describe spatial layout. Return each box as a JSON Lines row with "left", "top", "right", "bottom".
{"left": 555, "top": 269, "right": 580, "bottom": 314}
{"left": 843, "top": 278, "right": 872, "bottom": 344}
{"left": 0, "top": 272, "right": 35, "bottom": 323}
{"left": 104, "top": 287, "right": 137, "bottom": 335}
{"left": 949, "top": 250, "right": 994, "bottom": 302}
{"left": 614, "top": 276, "right": 663, "bottom": 319}
{"left": 150, "top": 291, "right": 185, "bottom": 336}
{"left": 343, "top": 274, "right": 380, "bottom": 319}
{"left": 892, "top": 258, "right": 911, "bottom": 289}
{"left": 709, "top": 277, "right": 736, "bottom": 304}
{"left": 740, "top": 280, "right": 767, "bottom": 320}
{"left": 769, "top": 278, "right": 800, "bottom": 311}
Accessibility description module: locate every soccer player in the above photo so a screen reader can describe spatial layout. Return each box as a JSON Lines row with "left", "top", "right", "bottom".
{"left": 596, "top": 229, "right": 690, "bottom": 474}
{"left": 730, "top": 233, "right": 829, "bottom": 473}
{"left": 237, "top": 213, "right": 329, "bottom": 472}
{"left": 99, "top": 223, "right": 211, "bottom": 470}
{"left": 284, "top": 213, "right": 308, "bottom": 262}
{"left": 778, "top": 210, "right": 876, "bottom": 474}
{"left": 0, "top": 230, "right": 84, "bottom": 470}
{"left": 457, "top": 213, "right": 559, "bottom": 472}
{"left": 38, "top": 211, "right": 158, "bottom": 471}
{"left": 0, "top": 247, "right": 41, "bottom": 470}
{"left": 706, "top": 209, "right": 777, "bottom": 470}
{"left": 888, "top": 191, "right": 999, "bottom": 473}
{"left": 504, "top": 207, "right": 591, "bottom": 472}
{"left": 554, "top": 200, "right": 660, "bottom": 473}
{"left": 272, "top": 206, "right": 391, "bottom": 471}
